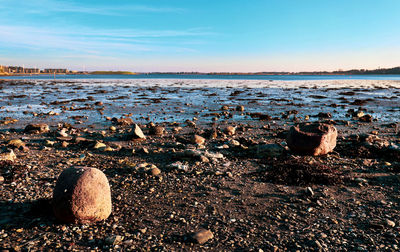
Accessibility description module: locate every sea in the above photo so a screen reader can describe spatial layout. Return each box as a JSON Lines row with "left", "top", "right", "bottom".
{"left": 2, "top": 74, "right": 400, "bottom": 81}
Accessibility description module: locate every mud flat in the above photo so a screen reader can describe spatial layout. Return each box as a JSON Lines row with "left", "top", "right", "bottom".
{"left": 1, "top": 79, "right": 400, "bottom": 251}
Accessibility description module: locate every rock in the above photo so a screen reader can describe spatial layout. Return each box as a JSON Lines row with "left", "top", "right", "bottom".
{"left": 286, "top": 123, "right": 337, "bottom": 156}
{"left": 8, "top": 139, "right": 25, "bottom": 148}
{"left": 224, "top": 126, "right": 236, "bottom": 136}
{"left": 93, "top": 141, "right": 107, "bottom": 149}
{"left": 186, "top": 119, "right": 196, "bottom": 127}
{"left": 44, "top": 140, "right": 55, "bottom": 146}
{"left": 359, "top": 114, "right": 373, "bottom": 122}
{"left": 0, "top": 175, "right": 4, "bottom": 184}
{"left": 150, "top": 167, "right": 161, "bottom": 176}
{"left": 306, "top": 187, "right": 314, "bottom": 197}
{"left": 221, "top": 105, "right": 229, "bottom": 111}
{"left": 0, "top": 149, "right": 16, "bottom": 161}
{"left": 236, "top": 105, "right": 245, "bottom": 112}
{"left": 109, "top": 126, "right": 117, "bottom": 131}
{"left": 191, "top": 135, "right": 205, "bottom": 145}
{"left": 52, "top": 167, "right": 112, "bottom": 223}
{"left": 112, "top": 117, "right": 133, "bottom": 126}
{"left": 58, "top": 128, "right": 69, "bottom": 137}
{"left": 131, "top": 124, "right": 146, "bottom": 140}
{"left": 24, "top": 123, "right": 50, "bottom": 134}
{"left": 386, "top": 219, "right": 396, "bottom": 227}
{"left": 191, "top": 229, "right": 214, "bottom": 244}
{"left": 150, "top": 126, "right": 165, "bottom": 136}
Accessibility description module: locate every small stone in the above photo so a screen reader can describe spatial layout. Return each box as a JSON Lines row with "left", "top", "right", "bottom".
{"left": 109, "top": 126, "right": 117, "bottom": 131}
{"left": 58, "top": 129, "right": 69, "bottom": 137}
{"left": 93, "top": 141, "right": 107, "bottom": 149}
{"left": 131, "top": 124, "right": 146, "bottom": 140}
{"left": 112, "top": 117, "right": 133, "bottom": 126}
{"left": 150, "top": 167, "right": 161, "bottom": 176}
{"left": 45, "top": 140, "right": 55, "bottom": 146}
{"left": 191, "top": 134, "right": 205, "bottom": 145}
{"left": 224, "top": 126, "right": 236, "bottom": 136}
{"left": 236, "top": 105, "right": 245, "bottom": 112}
{"left": 24, "top": 123, "right": 50, "bottom": 133}
{"left": 8, "top": 139, "right": 25, "bottom": 148}
{"left": 0, "top": 149, "right": 16, "bottom": 161}
{"left": 150, "top": 126, "right": 165, "bottom": 136}
{"left": 306, "top": 187, "right": 314, "bottom": 197}
{"left": 191, "top": 229, "right": 214, "bottom": 244}
{"left": 386, "top": 219, "right": 396, "bottom": 227}
{"left": 0, "top": 175, "right": 4, "bottom": 183}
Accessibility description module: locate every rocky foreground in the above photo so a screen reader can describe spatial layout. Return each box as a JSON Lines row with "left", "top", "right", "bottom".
{"left": 0, "top": 79, "right": 400, "bottom": 251}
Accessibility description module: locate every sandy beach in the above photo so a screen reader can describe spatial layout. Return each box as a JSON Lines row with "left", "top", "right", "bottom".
{"left": 1, "top": 78, "right": 400, "bottom": 250}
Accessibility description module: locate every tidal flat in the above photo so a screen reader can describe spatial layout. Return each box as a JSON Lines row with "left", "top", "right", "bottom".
{"left": 1, "top": 79, "right": 400, "bottom": 251}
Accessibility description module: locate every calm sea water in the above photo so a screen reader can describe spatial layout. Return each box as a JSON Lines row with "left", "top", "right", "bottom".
{"left": 2, "top": 74, "right": 400, "bottom": 81}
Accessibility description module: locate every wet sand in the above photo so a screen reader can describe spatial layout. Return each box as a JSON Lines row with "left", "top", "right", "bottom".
{"left": 1, "top": 79, "right": 400, "bottom": 251}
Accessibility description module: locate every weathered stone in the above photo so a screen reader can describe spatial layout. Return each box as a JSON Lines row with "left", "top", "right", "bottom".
{"left": 93, "top": 141, "right": 107, "bottom": 149}
{"left": 191, "top": 229, "right": 214, "bottom": 244}
{"left": 52, "top": 167, "right": 112, "bottom": 223}
{"left": 150, "top": 167, "right": 161, "bottom": 176}
{"left": 236, "top": 105, "right": 245, "bottom": 112}
{"left": 224, "top": 126, "right": 236, "bottom": 136}
{"left": 112, "top": 117, "right": 133, "bottom": 126}
{"left": 150, "top": 126, "right": 165, "bottom": 136}
{"left": 131, "top": 124, "right": 146, "bottom": 140}
{"left": 191, "top": 134, "right": 205, "bottom": 145}
{"left": 0, "top": 149, "right": 16, "bottom": 161}
{"left": 8, "top": 139, "right": 25, "bottom": 148}
{"left": 286, "top": 123, "right": 337, "bottom": 156}
{"left": 24, "top": 123, "right": 50, "bottom": 134}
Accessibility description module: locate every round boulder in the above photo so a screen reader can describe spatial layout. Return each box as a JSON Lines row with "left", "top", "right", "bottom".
{"left": 53, "top": 167, "right": 112, "bottom": 223}
{"left": 286, "top": 123, "right": 337, "bottom": 156}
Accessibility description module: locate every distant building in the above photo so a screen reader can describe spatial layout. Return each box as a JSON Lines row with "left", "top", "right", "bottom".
{"left": 43, "top": 69, "right": 68, "bottom": 74}
{"left": 24, "top": 68, "right": 40, "bottom": 74}
{"left": 8, "top": 66, "right": 24, "bottom": 73}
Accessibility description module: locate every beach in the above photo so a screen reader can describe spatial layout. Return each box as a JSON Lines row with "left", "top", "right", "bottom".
{"left": 1, "top": 78, "right": 400, "bottom": 250}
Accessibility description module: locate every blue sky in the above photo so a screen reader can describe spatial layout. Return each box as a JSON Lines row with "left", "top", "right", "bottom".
{"left": 0, "top": 0, "right": 399, "bottom": 72}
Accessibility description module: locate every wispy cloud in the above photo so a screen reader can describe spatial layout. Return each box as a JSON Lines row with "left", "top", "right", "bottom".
{"left": 0, "top": 0, "right": 184, "bottom": 16}
{"left": 0, "top": 25, "right": 211, "bottom": 55}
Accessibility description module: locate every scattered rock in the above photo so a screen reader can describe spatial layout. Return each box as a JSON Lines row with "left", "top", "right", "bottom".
{"left": 130, "top": 124, "right": 146, "bottom": 140}
{"left": 0, "top": 149, "right": 16, "bottom": 161}
{"left": 150, "top": 126, "right": 165, "bottom": 136}
{"left": 112, "top": 117, "right": 134, "bottom": 126}
{"left": 52, "top": 167, "right": 112, "bottom": 223}
{"left": 236, "top": 105, "right": 245, "bottom": 112}
{"left": 191, "top": 134, "right": 205, "bottom": 145}
{"left": 24, "top": 123, "right": 50, "bottom": 134}
{"left": 7, "top": 139, "right": 25, "bottom": 148}
{"left": 224, "top": 126, "right": 236, "bottom": 136}
{"left": 286, "top": 123, "right": 337, "bottom": 156}
{"left": 191, "top": 229, "right": 214, "bottom": 244}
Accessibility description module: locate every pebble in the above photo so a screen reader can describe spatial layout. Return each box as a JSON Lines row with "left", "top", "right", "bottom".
{"left": 385, "top": 219, "right": 395, "bottom": 227}
{"left": 192, "top": 134, "right": 205, "bottom": 145}
{"left": 191, "top": 229, "right": 214, "bottom": 244}
{"left": 131, "top": 124, "right": 146, "bottom": 139}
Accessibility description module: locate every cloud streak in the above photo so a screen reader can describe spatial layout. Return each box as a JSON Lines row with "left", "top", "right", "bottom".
{"left": 0, "top": 25, "right": 210, "bottom": 55}
{"left": 0, "top": 0, "right": 184, "bottom": 16}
